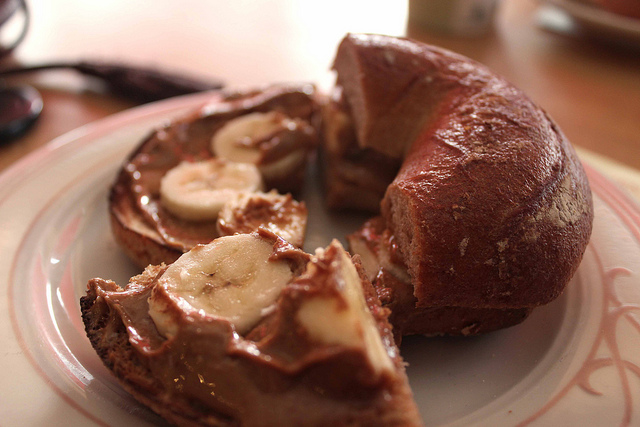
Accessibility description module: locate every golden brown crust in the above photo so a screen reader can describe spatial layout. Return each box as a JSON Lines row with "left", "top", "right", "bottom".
{"left": 332, "top": 34, "right": 593, "bottom": 325}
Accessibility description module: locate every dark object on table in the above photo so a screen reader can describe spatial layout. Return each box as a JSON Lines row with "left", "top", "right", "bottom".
{"left": 0, "top": 61, "right": 224, "bottom": 143}
{"left": 0, "top": 84, "right": 42, "bottom": 142}
{"left": 0, "top": 60, "right": 224, "bottom": 103}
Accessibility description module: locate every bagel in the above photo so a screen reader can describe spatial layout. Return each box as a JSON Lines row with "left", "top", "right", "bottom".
{"left": 108, "top": 34, "right": 592, "bottom": 338}
{"left": 81, "top": 235, "right": 422, "bottom": 426}
{"left": 109, "top": 84, "right": 320, "bottom": 268}
{"left": 324, "top": 34, "right": 593, "bottom": 335}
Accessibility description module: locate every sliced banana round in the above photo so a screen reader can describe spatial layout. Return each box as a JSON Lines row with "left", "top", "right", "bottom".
{"left": 148, "top": 233, "right": 294, "bottom": 338}
{"left": 211, "top": 111, "right": 292, "bottom": 164}
{"left": 159, "top": 159, "right": 263, "bottom": 222}
{"left": 258, "top": 149, "right": 307, "bottom": 183}
{"left": 217, "top": 191, "right": 307, "bottom": 247}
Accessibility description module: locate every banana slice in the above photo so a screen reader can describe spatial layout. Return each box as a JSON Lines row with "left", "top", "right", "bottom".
{"left": 347, "top": 236, "right": 381, "bottom": 281}
{"left": 258, "top": 149, "right": 307, "bottom": 183}
{"left": 217, "top": 191, "right": 307, "bottom": 247}
{"left": 296, "top": 241, "right": 394, "bottom": 375}
{"left": 211, "top": 112, "right": 315, "bottom": 192}
{"left": 348, "top": 224, "right": 411, "bottom": 284}
{"left": 211, "top": 111, "right": 291, "bottom": 164}
{"left": 159, "top": 159, "right": 263, "bottom": 221}
{"left": 149, "top": 234, "right": 293, "bottom": 338}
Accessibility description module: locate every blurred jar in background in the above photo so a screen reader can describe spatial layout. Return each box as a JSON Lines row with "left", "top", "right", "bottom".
{"left": 408, "top": 0, "right": 500, "bottom": 37}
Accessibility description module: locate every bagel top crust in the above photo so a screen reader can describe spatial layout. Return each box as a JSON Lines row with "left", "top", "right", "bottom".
{"left": 334, "top": 34, "right": 593, "bottom": 309}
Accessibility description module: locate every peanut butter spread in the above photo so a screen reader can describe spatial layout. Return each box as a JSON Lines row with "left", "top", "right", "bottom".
{"left": 110, "top": 85, "right": 320, "bottom": 254}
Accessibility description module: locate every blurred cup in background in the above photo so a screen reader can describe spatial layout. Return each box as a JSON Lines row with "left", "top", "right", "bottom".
{"left": 408, "top": 0, "right": 500, "bottom": 37}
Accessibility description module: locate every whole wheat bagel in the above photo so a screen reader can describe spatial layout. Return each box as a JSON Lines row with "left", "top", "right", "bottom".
{"left": 109, "top": 34, "right": 593, "bottom": 336}
{"left": 325, "top": 34, "right": 593, "bottom": 335}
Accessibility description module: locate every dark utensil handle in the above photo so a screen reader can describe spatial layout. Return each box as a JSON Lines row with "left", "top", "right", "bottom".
{"left": 0, "top": 60, "right": 224, "bottom": 103}
{"left": 73, "top": 61, "right": 223, "bottom": 103}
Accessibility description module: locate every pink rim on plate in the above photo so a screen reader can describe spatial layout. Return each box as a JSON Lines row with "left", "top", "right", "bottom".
{"left": 0, "top": 92, "right": 639, "bottom": 426}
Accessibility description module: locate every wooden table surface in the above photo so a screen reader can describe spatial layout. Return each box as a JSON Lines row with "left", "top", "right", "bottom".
{"left": 1, "top": 0, "right": 639, "bottom": 183}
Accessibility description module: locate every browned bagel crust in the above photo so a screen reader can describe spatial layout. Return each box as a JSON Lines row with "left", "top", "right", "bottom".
{"left": 333, "top": 34, "right": 593, "bottom": 311}
{"left": 81, "top": 265, "right": 242, "bottom": 426}
{"left": 348, "top": 217, "right": 533, "bottom": 338}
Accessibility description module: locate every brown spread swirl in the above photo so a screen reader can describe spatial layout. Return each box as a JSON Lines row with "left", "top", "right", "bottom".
{"left": 81, "top": 239, "right": 421, "bottom": 426}
{"left": 110, "top": 85, "right": 320, "bottom": 258}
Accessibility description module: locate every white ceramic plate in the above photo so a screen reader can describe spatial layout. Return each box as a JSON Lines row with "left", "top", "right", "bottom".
{"left": 1, "top": 93, "right": 639, "bottom": 427}
{"left": 538, "top": 0, "right": 640, "bottom": 47}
